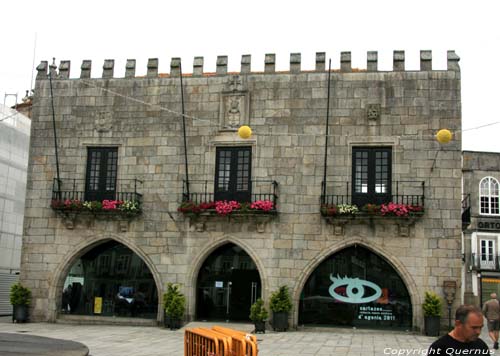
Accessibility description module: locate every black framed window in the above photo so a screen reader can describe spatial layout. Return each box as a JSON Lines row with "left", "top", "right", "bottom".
{"left": 215, "top": 146, "right": 251, "bottom": 202}
{"left": 85, "top": 147, "right": 118, "bottom": 201}
{"left": 352, "top": 147, "right": 391, "bottom": 207}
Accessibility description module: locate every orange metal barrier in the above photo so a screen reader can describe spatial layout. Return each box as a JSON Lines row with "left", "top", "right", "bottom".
{"left": 184, "top": 326, "right": 258, "bottom": 356}
{"left": 193, "top": 328, "right": 232, "bottom": 356}
{"left": 211, "top": 326, "right": 257, "bottom": 356}
{"left": 185, "top": 328, "right": 221, "bottom": 356}
{"left": 212, "top": 326, "right": 257, "bottom": 345}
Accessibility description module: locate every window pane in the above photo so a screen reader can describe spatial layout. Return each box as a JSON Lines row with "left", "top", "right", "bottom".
{"left": 89, "top": 151, "right": 101, "bottom": 191}
{"left": 375, "top": 150, "right": 389, "bottom": 194}
{"left": 236, "top": 150, "right": 250, "bottom": 191}
{"left": 492, "top": 197, "right": 500, "bottom": 215}
{"left": 105, "top": 150, "right": 118, "bottom": 191}
{"left": 217, "top": 151, "right": 231, "bottom": 191}
{"left": 480, "top": 179, "right": 489, "bottom": 196}
{"left": 354, "top": 151, "right": 368, "bottom": 193}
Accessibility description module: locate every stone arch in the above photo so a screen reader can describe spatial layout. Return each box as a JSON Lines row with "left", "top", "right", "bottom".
{"left": 292, "top": 238, "right": 421, "bottom": 329}
{"left": 47, "top": 233, "right": 163, "bottom": 322}
{"left": 185, "top": 235, "right": 268, "bottom": 320}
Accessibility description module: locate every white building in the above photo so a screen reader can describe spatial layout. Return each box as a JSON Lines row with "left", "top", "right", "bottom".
{"left": 0, "top": 103, "right": 30, "bottom": 315}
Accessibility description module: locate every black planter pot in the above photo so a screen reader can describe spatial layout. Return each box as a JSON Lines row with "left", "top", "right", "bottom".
{"left": 12, "top": 305, "right": 29, "bottom": 323}
{"left": 272, "top": 312, "right": 288, "bottom": 331}
{"left": 254, "top": 320, "right": 266, "bottom": 334}
{"left": 164, "top": 312, "right": 171, "bottom": 329}
{"left": 169, "top": 318, "right": 181, "bottom": 330}
{"left": 424, "top": 316, "right": 440, "bottom": 336}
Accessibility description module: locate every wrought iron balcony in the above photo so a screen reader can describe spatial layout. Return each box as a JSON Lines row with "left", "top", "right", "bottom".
{"left": 180, "top": 179, "right": 278, "bottom": 216}
{"left": 470, "top": 253, "right": 500, "bottom": 271}
{"left": 462, "top": 194, "right": 471, "bottom": 230}
{"left": 51, "top": 178, "right": 143, "bottom": 217}
{"left": 320, "top": 180, "right": 425, "bottom": 220}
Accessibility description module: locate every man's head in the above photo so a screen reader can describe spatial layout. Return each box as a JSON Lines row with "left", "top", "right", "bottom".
{"left": 454, "top": 305, "right": 484, "bottom": 342}
{"left": 491, "top": 293, "right": 497, "bottom": 299}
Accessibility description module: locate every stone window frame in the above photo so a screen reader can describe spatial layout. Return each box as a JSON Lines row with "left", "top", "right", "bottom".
{"left": 479, "top": 176, "right": 500, "bottom": 216}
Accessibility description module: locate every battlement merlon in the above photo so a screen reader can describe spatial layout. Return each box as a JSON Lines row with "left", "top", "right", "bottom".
{"left": 35, "top": 51, "right": 460, "bottom": 80}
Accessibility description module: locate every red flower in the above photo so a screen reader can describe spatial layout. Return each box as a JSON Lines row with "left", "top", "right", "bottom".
{"left": 250, "top": 200, "right": 275, "bottom": 212}
{"left": 215, "top": 201, "right": 241, "bottom": 216}
{"left": 380, "top": 203, "right": 422, "bottom": 217}
{"left": 199, "top": 202, "right": 216, "bottom": 210}
{"left": 102, "top": 200, "right": 121, "bottom": 210}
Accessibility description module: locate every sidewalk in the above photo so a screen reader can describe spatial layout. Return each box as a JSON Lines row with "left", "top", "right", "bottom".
{"left": 0, "top": 332, "right": 89, "bottom": 356}
{"left": 0, "top": 317, "right": 496, "bottom": 356}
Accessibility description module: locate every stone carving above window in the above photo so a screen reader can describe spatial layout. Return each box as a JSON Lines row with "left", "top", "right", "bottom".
{"left": 367, "top": 104, "right": 380, "bottom": 121}
{"left": 95, "top": 112, "right": 113, "bottom": 133}
{"left": 220, "top": 75, "right": 249, "bottom": 130}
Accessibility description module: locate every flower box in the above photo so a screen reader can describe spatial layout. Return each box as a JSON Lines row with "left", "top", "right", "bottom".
{"left": 178, "top": 199, "right": 277, "bottom": 218}
{"left": 320, "top": 203, "right": 424, "bottom": 218}
{"left": 51, "top": 198, "right": 142, "bottom": 216}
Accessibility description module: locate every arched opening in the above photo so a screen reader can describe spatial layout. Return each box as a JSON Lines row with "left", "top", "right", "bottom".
{"left": 196, "top": 243, "right": 261, "bottom": 321}
{"left": 299, "top": 245, "right": 412, "bottom": 329}
{"left": 60, "top": 240, "right": 158, "bottom": 319}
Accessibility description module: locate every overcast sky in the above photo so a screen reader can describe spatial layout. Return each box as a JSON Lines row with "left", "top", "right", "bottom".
{"left": 1, "top": 0, "right": 498, "bottom": 152}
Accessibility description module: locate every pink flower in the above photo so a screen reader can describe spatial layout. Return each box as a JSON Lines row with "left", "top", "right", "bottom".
{"left": 215, "top": 201, "right": 241, "bottom": 216}
{"left": 102, "top": 200, "right": 122, "bottom": 210}
{"left": 380, "top": 203, "right": 417, "bottom": 217}
{"left": 250, "top": 200, "right": 274, "bottom": 212}
{"left": 63, "top": 199, "right": 82, "bottom": 209}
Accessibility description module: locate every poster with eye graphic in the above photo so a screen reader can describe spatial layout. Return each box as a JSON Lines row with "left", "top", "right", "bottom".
{"left": 299, "top": 246, "right": 412, "bottom": 329}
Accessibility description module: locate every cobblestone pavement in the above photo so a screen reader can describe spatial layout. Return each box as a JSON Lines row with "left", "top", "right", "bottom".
{"left": 0, "top": 317, "right": 496, "bottom": 356}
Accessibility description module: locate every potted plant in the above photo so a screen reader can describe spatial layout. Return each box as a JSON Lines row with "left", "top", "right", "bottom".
{"left": 362, "top": 203, "right": 380, "bottom": 215}
{"left": 249, "top": 298, "right": 268, "bottom": 333}
{"left": 165, "top": 292, "right": 185, "bottom": 330}
{"left": 10, "top": 282, "right": 31, "bottom": 323}
{"left": 269, "top": 286, "right": 292, "bottom": 331}
{"left": 177, "top": 201, "right": 201, "bottom": 217}
{"left": 163, "top": 283, "right": 181, "bottom": 328}
{"left": 336, "top": 204, "right": 359, "bottom": 215}
{"left": 423, "top": 291, "right": 443, "bottom": 336}
{"left": 320, "top": 204, "right": 338, "bottom": 217}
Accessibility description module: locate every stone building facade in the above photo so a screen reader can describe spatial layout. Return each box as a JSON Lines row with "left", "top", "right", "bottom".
{"left": 22, "top": 50, "right": 462, "bottom": 330}
{"left": 462, "top": 151, "right": 500, "bottom": 306}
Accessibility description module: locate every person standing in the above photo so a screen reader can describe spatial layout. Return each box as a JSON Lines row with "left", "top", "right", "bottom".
{"left": 482, "top": 292, "right": 500, "bottom": 349}
{"left": 428, "top": 304, "right": 489, "bottom": 355}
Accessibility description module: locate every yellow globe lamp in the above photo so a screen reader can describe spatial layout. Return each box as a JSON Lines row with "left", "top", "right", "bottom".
{"left": 436, "top": 129, "right": 452, "bottom": 144}
{"left": 238, "top": 125, "right": 252, "bottom": 139}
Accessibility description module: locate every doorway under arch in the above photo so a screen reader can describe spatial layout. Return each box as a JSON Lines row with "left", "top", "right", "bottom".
{"left": 60, "top": 240, "right": 158, "bottom": 319}
{"left": 299, "top": 245, "right": 412, "bottom": 329}
{"left": 196, "top": 243, "right": 261, "bottom": 321}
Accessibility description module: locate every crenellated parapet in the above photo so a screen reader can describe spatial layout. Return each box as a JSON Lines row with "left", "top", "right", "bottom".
{"left": 35, "top": 50, "right": 460, "bottom": 80}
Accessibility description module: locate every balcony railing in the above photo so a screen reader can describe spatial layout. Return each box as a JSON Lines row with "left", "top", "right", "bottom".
{"left": 320, "top": 180, "right": 425, "bottom": 209}
{"left": 462, "top": 194, "right": 471, "bottom": 229}
{"left": 181, "top": 179, "right": 278, "bottom": 215}
{"left": 51, "top": 178, "right": 143, "bottom": 216}
{"left": 470, "top": 253, "right": 500, "bottom": 271}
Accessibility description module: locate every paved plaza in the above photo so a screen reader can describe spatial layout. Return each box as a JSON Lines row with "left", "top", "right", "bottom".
{"left": 0, "top": 317, "right": 496, "bottom": 356}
